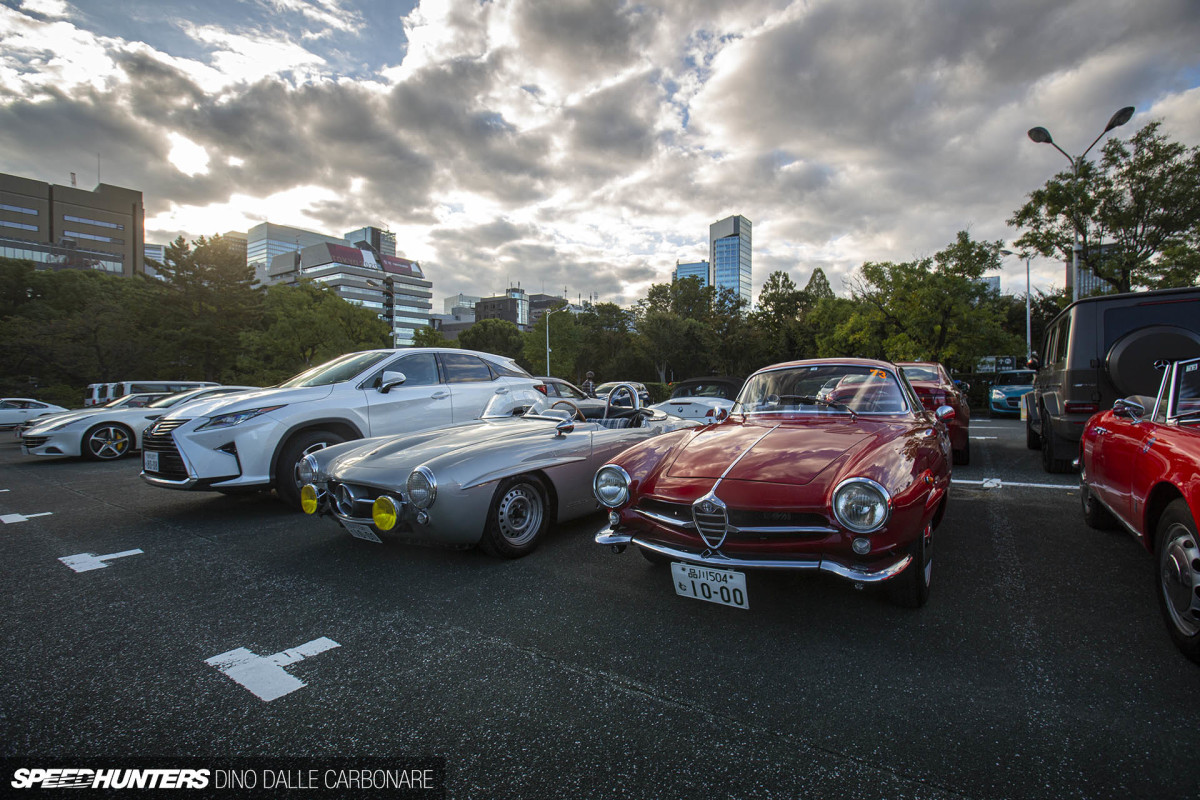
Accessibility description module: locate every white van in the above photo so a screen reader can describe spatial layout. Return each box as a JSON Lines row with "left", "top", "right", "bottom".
{"left": 84, "top": 380, "right": 218, "bottom": 407}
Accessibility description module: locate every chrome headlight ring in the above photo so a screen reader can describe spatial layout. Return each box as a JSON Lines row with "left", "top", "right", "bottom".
{"left": 406, "top": 466, "right": 437, "bottom": 510}
{"left": 594, "top": 464, "right": 632, "bottom": 509}
{"left": 832, "top": 477, "right": 892, "bottom": 534}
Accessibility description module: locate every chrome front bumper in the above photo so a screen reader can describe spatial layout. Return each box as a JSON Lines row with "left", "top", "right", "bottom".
{"left": 595, "top": 525, "right": 912, "bottom": 584}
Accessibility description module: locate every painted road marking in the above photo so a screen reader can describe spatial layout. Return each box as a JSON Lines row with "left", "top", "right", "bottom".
{"left": 970, "top": 436, "right": 998, "bottom": 440}
{"left": 205, "top": 637, "right": 341, "bottom": 702}
{"left": 1, "top": 512, "right": 52, "bottom": 524}
{"left": 59, "top": 549, "right": 144, "bottom": 573}
{"left": 953, "top": 478, "right": 1075, "bottom": 491}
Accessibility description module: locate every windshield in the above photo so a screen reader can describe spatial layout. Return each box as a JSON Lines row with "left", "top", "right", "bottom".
{"left": 995, "top": 371, "right": 1035, "bottom": 386}
{"left": 277, "top": 351, "right": 391, "bottom": 388}
{"left": 670, "top": 381, "right": 737, "bottom": 400}
{"left": 900, "top": 365, "right": 939, "bottom": 382}
{"left": 146, "top": 387, "right": 230, "bottom": 409}
{"left": 734, "top": 364, "right": 912, "bottom": 416}
{"left": 1172, "top": 359, "right": 1200, "bottom": 420}
{"left": 480, "top": 389, "right": 559, "bottom": 420}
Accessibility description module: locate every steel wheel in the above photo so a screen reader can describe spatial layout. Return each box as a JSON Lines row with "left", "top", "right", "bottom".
{"left": 84, "top": 423, "right": 133, "bottom": 460}
{"left": 495, "top": 483, "right": 545, "bottom": 547}
{"left": 1159, "top": 523, "right": 1200, "bottom": 639}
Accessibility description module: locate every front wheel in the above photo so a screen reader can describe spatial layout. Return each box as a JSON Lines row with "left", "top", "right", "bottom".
{"left": 83, "top": 423, "right": 134, "bottom": 460}
{"left": 1156, "top": 499, "right": 1200, "bottom": 663}
{"left": 887, "top": 524, "right": 932, "bottom": 608}
{"left": 479, "top": 475, "right": 549, "bottom": 559}
{"left": 275, "top": 430, "right": 346, "bottom": 508}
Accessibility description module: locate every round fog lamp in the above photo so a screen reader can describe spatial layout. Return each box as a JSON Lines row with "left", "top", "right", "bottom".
{"left": 609, "top": 510, "right": 621, "bottom": 527}
{"left": 300, "top": 484, "right": 320, "bottom": 515}
{"left": 852, "top": 537, "right": 871, "bottom": 555}
{"left": 373, "top": 495, "right": 399, "bottom": 531}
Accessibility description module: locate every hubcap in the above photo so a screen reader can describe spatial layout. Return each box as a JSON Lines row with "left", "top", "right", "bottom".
{"left": 497, "top": 485, "right": 543, "bottom": 546}
{"left": 1160, "top": 525, "right": 1200, "bottom": 637}
{"left": 89, "top": 426, "right": 129, "bottom": 459}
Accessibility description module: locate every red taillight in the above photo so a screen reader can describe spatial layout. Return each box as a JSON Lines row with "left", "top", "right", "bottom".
{"left": 535, "top": 384, "right": 548, "bottom": 395}
{"left": 1064, "top": 401, "right": 1099, "bottom": 415}
{"left": 705, "top": 408, "right": 715, "bottom": 417}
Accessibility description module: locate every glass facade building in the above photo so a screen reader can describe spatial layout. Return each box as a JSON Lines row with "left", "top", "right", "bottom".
{"left": 709, "top": 215, "right": 752, "bottom": 307}
{"left": 673, "top": 260, "right": 710, "bottom": 286}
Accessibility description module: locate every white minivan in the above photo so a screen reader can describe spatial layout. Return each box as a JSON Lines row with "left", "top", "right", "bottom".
{"left": 85, "top": 380, "right": 217, "bottom": 407}
{"left": 140, "top": 348, "right": 540, "bottom": 505}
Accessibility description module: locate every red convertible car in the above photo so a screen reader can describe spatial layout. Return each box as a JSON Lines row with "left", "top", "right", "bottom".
{"left": 594, "top": 359, "right": 954, "bottom": 609}
{"left": 1079, "top": 356, "right": 1200, "bottom": 663}
{"left": 898, "top": 362, "right": 971, "bottom": 465}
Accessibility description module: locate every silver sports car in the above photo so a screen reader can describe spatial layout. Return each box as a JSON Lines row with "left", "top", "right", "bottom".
{"left": 298, "top": 385, "right": 701, "bottom": 558}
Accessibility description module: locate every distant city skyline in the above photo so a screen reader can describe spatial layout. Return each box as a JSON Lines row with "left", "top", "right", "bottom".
{"left": 2, "top": 0, "right": 1197, "bottom": 307}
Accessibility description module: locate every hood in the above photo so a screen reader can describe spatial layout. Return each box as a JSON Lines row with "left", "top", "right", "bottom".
{"left": 24, "top": 408, "right": 100, "bottom": 431}
{"left": 326, "top": 417, "right": 563, "bottom": 479}
{"left": 665, "top": 418, "right": 881, "bottom": 486}
{"left": 158, "top": 385, "right": 334, "bottom": 420}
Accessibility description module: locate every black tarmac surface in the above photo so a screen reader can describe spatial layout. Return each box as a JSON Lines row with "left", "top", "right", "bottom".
{"left": 1, "top": 417, "right": 1197, "bottom": 799}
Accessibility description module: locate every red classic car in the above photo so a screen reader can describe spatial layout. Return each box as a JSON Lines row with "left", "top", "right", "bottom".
{"left": 898, "top": 362, "right": 971, "bottom": 465}
{"left": 1079, "top": 356, "right": 1200, "bottom": 663}
{"left": 594, "top": 359, "right": 954, "bottom": 609}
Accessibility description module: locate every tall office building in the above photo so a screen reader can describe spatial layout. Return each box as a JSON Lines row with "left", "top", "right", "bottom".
{"left": 344, "top": 226, "right": 396, "bottom": 258}
{"left": 0, "top": 172, "right": 144, "bottom": 276}
{"left": 476, "top": 287, "right": 531, "bottom": 330}
{"left": 246, "top": 222, "right": 347, "bottom": 283}
{"left": 673, "top": 260, "right": 710, "bottom": 287}
{"left": 709, "top": 215, "right": 752, "bottom": 307}
{"left": 267, "top": 243, "right": 432, "bottom": 347}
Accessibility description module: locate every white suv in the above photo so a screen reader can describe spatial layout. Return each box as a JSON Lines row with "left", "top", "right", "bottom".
{"left": 140, "top": 348, "right": 540, "bottom": 505}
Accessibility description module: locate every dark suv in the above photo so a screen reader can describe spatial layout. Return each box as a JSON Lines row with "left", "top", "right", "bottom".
{"left": 1024, "top": 287, "right": 1200, "bottom": 472}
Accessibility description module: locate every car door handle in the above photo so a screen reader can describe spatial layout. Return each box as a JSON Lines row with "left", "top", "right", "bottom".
{"left": 494, "top": 388, "right": 509, "bottom": 395}
{"left": 431, "top": 391, "right": 450, "bottom": 400}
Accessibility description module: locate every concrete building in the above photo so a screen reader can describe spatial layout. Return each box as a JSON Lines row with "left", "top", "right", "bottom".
{"left": 246, "top": 222, "right": 347, "bottom": 284}
{"left": 709, "top": 215, "right": 752, "bottom": 306}
{"left": 267, "top": 243, "right": 433, "bottom": 346}
{"left": 476, "top": 287, "right": 531, "bottom": 330}
{"left": 344, "top": 226, "right": 395, "bottom": 258}
{"left": 0, "top": 172, "right": 144, "bottom": 276}
{"left": 673, "top": 260, "right": 710, "bottom": 287}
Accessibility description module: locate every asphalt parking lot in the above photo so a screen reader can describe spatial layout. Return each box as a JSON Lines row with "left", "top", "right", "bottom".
{"left": 2, "top": 417, "right": 1198, "bottom": 799}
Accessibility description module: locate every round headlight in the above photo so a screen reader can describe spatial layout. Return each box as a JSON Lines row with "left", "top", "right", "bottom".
{"left": 832, "top": 477, "right": 890, "bottom": 534}
{"left": 298, "top": 454, "right": 320, "bottom": 485}
{"left": 406, "top": 467, "right": 437, "bottom": 510}
{"left": 594, "top": 464, "right": 631, "bottom": 508}
{"left": 373, "top": 495, "right": 400, "bottom": 531}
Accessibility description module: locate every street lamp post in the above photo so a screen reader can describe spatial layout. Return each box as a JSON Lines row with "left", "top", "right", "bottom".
{"left": 544, "top": 303, "right": 570, "bottom": 376}
{"left": 1027, "top": 106, "right": 1134, "bottom": 303}
{"left": 1001, "top": 249, "right": 1033, "bottom": 361}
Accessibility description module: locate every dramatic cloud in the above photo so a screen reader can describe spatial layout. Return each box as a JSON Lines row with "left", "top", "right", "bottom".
{"left": 1, "top": 0, "right": 1197, "bottom": 306}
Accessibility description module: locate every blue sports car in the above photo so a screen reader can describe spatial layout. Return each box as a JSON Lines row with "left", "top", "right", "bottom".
{"left": 989, "top": 369, "right": 1035, "bottom": 416}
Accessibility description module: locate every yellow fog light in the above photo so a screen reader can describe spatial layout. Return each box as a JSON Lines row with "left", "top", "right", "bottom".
{"left": 300, "top": 484, "right": 320, "bottom": 515}
{"left": 372, "top": 495, "right": 399, "bottom": 531}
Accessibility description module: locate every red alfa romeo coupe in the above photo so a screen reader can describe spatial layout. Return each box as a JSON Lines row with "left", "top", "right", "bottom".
{"left": 594, "top": 359, "right": 954, "bottom": 609}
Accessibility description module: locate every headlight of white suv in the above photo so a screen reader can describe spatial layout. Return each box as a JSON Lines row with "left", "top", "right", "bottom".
{"left": 594, "top": 464, "right": 632, "bottom": 508}
{"left": 195, "top": 405, "right": 287, "bottom": 431}
{"left": 832, "top": 477, "right": 891, "bottom": 534}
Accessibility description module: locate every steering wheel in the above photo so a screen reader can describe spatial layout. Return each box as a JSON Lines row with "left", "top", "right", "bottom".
{"left": 550, "top": 399, "right": 586, "bottom": 421}
{"left": 604, "top": 383, "right": 642, "bottom": 419}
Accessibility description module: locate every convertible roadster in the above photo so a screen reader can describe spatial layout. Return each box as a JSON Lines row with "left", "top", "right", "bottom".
{"left": 594, "top": 359, "right": 954, "bottom": 609}
{"left": 298, "top": 386, "right": 701, "bottom": 557}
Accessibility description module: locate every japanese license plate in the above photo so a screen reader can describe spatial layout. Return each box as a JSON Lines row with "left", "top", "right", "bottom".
{"left": 143, "top": 451, "right": 159, "bottom": 472}
{"left": 342, "top": 520, "right": 382, "bottom": 543}
{"left": 671, "top": 563, "right": 749, "bottom": 609}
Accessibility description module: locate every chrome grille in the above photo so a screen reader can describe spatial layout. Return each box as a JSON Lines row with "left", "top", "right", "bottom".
{"left": 329, "top": 481, "right": 392, "bottom": 521}
{"left": 22, "top": 436, "right": 48, "bottom": 448}
{"left": 141, "top": 419, "right": 191, "bottom": 479}
{"left": 692, "top": 495, "right": 729, "bottom": 549}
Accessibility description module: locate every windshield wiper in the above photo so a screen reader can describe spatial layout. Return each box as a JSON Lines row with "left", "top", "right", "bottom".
{"left": 779, "top": 394, "right": 858, "bottom": 418}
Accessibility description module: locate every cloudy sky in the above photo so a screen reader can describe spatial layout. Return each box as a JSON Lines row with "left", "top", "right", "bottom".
{"left": 2, "top": 0, "right": 1198, "bottom": 307}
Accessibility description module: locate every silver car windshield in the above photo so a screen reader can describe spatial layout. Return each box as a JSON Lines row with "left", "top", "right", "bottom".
{"left": 479, "top": 389, "right": 560, "bottom": 420}
{"left": 733, "top": 365, "right": 912, "bottom": 416}
{"left": 276, "top": 351, "right": 392, "bottom": 388}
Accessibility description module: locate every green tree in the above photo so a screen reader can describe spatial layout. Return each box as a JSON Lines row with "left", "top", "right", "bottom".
{"left": 1009, "top": 121, "right": 1200, "bottom": 293}
{"left": 524, "top": 310, "right": 581, "bottom": 377}
{"left": 412, "top": 325, "right": 456, "bottom": 348}
{"left": 460, "top": 318, "right": 526, "bottom": 364}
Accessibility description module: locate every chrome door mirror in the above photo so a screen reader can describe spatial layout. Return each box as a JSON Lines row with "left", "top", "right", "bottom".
{"left": 555, "top": 418, "right": 575, "bottom": 437}
{"left": 379, "top": 371, "right": 407, "bottom": 394}
{"left": 935, "top": 405, "right": 956, "bottom": 421}
{"left": 1112, "top": 397, "right": 1145, "bottom": 420}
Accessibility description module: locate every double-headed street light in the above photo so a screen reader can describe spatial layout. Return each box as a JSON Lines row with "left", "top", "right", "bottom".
{"left": 544, "top": 303, "right": 571, "bottom": 376}
{"left": 1000, "top": 249, "right": 1032, "bottom": 362}
{"left": 1027, "top": 106, "right": 1135, "bottom": 303}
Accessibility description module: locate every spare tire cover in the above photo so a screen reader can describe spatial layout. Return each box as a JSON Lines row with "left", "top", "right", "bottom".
{"left": 1106, "top": 325, "right": 1200, "bottom": 397}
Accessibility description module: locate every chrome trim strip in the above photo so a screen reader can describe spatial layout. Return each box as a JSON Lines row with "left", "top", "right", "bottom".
{"left": 140, "top": 473, "right": 198, "bottom": 488}
{"left": 734, "top": 525, "right": 838, "bottom": 535}
{"left": 634, "top": 508, "right": 695, "bottom": 529}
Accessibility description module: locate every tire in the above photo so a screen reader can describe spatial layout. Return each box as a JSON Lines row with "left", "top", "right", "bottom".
{"left": 1079, "top": 476, "right": 1117, "bottom": 530}
{"left": 1026, "top": 415, "right": 1041, "bottom": 450}
{"left": 479, "top": 475, "right": 549, "bottom": 559}
{"left": 638, "top": 545, "right": 670, "bottom": 565}
{"left": 83, "top": 423, "right": 134, "bottom": 461}
{"left": 1155, "top": 499, "right": 1200, "bottom": 664}
{"left": 888, "top": 524, "right": 932, "bottom": 608}
{"left": 952, "top": 438, "right": 970, "bottom": 466}
{"left": 274, "top": 430, "right": 346, "bottom": 508}
{"left": 1040, "top": 415, "right": 1074, "bottom": 474}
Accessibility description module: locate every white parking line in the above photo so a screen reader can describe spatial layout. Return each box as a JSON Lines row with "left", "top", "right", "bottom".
{"left": 205, "top": 637, "right": 341, "bottom": 702}
{"left": 953, "top": 478, "right": 1075, "bottom": 490}
{"left": 1, "top": 511, "right": 52, "bottom": 524}
{"left": 969, "top": 436, "right": 998, "bottom": 440}
{"left": 59, "top": 549, "right": 144, "bottom": 573}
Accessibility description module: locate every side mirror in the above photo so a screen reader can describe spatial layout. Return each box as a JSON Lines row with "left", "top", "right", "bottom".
{"left": 1026, "top": 357, "right": 1040, "bottom": 371}
{"left": 1112, "top": 397, "right": 1145, "bottom": 420}
{"left": 715, "top": 408, "right": 729, "bottom": 421}
{"left": 555, "top": 418, "right": 575, "bottom": 436}
{"left": 379, "top": 371, "right": 407, "bottom": 394}
{"left": 935, "top": 405, "right": 956, "bottom": 422}
{"left": 954, "top": 380, "right": 971, "bottom": 393}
